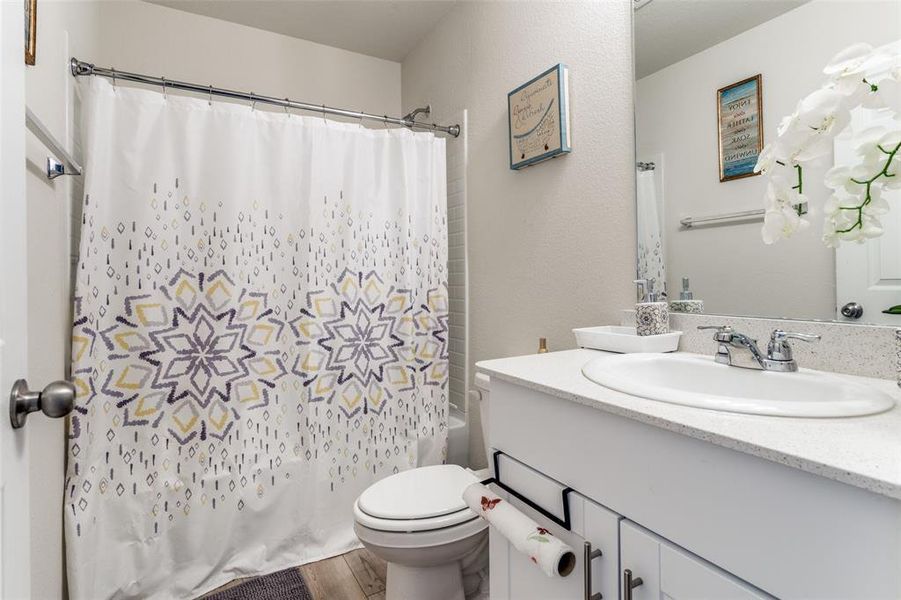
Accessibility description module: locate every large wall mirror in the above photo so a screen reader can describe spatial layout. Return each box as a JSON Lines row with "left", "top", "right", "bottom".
{"left": 633, "top": 0, "right": 900, "bottom": 325}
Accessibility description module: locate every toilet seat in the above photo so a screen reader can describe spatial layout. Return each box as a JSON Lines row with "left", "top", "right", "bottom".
{"left": 354, "top": 464, "right": 484, "bottom": 533}
{"left": 354, "top": 502, "right": 481, "bottom": 533}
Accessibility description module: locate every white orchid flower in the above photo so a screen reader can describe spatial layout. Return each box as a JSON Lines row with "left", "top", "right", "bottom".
{"left": 824, "top": 165, "right": 856, "bottom": 192}
{"left": 797, "top": 88, "right": 851, "bottom": 138}
{"left": 852, "top": 125, "right": 890, "bottom": 160}
{"left": 754, "top": 144, "right": 777, "bottom": 174}
{"left": 860, "top": 214, "right": 884, "bottom": 239}
{"left": 823, "top": 194, "right": 843, "bottom": 216}
{"left": 777, "top": 112, "right": 800, "bottom": 136}
{"left": 879, "top": 128, "right": 901, "bottom": 149}
{"left": 824, "top": 43, "right": 874, "bottom": 81}
{"left": 760, "top": 178, "right": 809, "bottom": 244}
{"left": 822, "top": 231, "right": 840, "bottom": 248}
{"left": 863, "top": 189, "right": 890, "bottom": 216}
{"left": 762, "top": 204, "right": 810, "bottom": 245}
{"left": 761, "top": 42, "right": 899, "bottom": 248}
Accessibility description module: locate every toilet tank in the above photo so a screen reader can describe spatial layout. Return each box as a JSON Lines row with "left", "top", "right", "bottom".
{"left": 473, "top": 373, "right": 491, "bottom": 466}
{"left": 446, "top": 406, "right": 469, "bottom": 467}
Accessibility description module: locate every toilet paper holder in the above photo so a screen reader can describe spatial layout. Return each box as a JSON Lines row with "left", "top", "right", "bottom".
{"left": 481, "top": 449, "right": 575, "bottom": 532}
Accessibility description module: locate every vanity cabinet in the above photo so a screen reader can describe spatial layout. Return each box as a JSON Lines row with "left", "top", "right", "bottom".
{"left": 487, "top": 452, "right": 768, "bottom": 600}
{"left": 620, "top": 521, "right": 770, "bottom": 600}
{"left": 481, "top": 371, "right": 901, "bottom": 599}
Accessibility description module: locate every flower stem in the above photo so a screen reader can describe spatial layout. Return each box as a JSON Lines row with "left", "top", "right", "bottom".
{"left": 835, "top": 141, "right": 900, "bottom": 234}
{"left": 792, "top": 164, "right": 804, "bottom": 214}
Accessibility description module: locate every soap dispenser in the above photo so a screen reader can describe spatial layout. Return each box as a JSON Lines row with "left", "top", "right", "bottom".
{"left": 669, "top": 277, "right": 705, "bottom": 314}
{"left": 634, "top": 278, "right": 669, "bottom": 336}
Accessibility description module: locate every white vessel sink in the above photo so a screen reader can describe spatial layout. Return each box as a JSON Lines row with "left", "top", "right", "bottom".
{"left": 582, "top": 353, "right": 896, "bottom": 418}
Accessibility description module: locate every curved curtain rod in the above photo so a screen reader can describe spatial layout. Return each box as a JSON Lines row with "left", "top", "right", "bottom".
{"left": 69, "top": 57, "right": 461, "bottom": 138}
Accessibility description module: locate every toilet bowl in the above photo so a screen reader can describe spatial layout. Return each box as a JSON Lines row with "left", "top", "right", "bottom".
{"left": 353, "top": 374, "right": 492, "bottom": 600}
{"left": 354, "top": 465, "right": 488, "bottom": 600}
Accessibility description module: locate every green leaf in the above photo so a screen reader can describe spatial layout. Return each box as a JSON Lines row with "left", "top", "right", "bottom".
{"left": 882, "top": 305, "right": 901, "bottom": 315}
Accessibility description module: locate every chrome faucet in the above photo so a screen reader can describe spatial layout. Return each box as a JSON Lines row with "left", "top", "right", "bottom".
{"left": 698, "top": 326, "right": 821, "bottom": 372}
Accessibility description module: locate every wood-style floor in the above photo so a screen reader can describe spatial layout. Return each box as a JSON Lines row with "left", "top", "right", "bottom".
{"left": 204, "top": 548, "right": 388, "bottom": 600}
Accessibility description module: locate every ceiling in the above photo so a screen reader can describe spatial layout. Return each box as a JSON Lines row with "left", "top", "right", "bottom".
{"left": 144, "top": 0, "right": 457, "bottom": 62}
{"left": 634, "top": 0, "right": 809, "bottom": 79}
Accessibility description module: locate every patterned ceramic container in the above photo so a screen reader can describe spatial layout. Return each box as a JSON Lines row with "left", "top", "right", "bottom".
{"left": 669, "top": 300, "right": 705, "bottom": 314}
{"left": 636, "top": 301, "right": 669, "bottom": 336}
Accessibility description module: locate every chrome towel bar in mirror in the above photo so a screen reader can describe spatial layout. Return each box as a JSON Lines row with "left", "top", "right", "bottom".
{"left": 680, "top": 201, "right": 808, "bottom": 229}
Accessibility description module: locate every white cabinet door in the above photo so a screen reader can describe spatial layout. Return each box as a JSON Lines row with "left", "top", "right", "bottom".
{"left": 487, "top": 453, "right": 620, "bottom": 600}
{"left": 619, "top": 520, "right": 660, "bottom": 600}
{"left": 580, "top": 494, "right": 621, "bottom": 600}
{"left": 620, "top": 521, "right": 772, "bottom": 600}
{"left": 493, "top": 487, "right": 585, "bottom": 600}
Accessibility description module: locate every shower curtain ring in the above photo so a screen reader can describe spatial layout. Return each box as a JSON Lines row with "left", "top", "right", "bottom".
{"left": 208, "top": 85, "right": 213, "bottom": 107}
{"left": 357, "top": 110, "right": 365, "bottom": 129}
{"left": 250, "top": 93, "right": 256, "bottom": 112}
{"left": 321, "top": 104, "right": 327, "bottom": 123}
{"left": 284, "top": 99, "right": 291, "bottom": 117}
{"left": 111, "top": 68, "right": 117, "bottom": 90}
{"left": 161, "top": 76, "right": 168, "bottom": 100}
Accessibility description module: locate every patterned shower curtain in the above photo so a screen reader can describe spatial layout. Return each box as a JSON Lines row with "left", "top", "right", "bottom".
{"left": 66, "top": 77, "right": 449, "bottom": 599}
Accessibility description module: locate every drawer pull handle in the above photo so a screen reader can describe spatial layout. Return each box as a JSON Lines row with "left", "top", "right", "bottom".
{"left": 583, "top": 541, "right": 603, "bottom": 600}
{"left": 623, "top": 569, "right": 644, "bottom": 600}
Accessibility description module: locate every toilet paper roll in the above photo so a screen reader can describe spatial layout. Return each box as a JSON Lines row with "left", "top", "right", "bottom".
{"left": 463, "top": 482, "right": 576, "bottom": 578}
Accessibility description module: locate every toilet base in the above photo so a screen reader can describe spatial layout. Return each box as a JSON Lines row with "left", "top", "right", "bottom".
{"left": 386, "top": 562, "right": 465, "bottom": 600}
{"left": 355, "top": 521, "right": 488, "bottom": 600}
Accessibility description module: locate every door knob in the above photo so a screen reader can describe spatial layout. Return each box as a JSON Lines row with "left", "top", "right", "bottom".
{"left": 841, "top": 302, "right": 864, "bottom": 319}
{"left": 9, "top": 379, "right": 75, "bottom": 429}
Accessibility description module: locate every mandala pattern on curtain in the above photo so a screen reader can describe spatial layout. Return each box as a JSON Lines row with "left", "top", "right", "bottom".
{"left": 65, "top": 77, "right": 448, "bottom": 599}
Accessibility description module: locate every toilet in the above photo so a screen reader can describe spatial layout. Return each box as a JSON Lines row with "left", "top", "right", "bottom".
{"left": 353, "top": 373, "right": 491, "bottom": 600}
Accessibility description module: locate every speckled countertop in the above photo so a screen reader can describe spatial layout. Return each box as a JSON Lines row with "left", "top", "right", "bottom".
{"left": 476, "top": 349, "right": 901, "bottom": 500}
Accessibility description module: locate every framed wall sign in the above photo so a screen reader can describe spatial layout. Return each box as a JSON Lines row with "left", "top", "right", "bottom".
{"left": 508, "top": 64, "right": 571, "bottom": 170}
{"left": 717, "top": 74, "right": 763, "bottom": 181}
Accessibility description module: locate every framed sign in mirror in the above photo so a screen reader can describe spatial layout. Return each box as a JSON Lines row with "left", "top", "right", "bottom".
{"left": 716, "top": 74, "right": 763, "bottom": 182}
{"left": 508, "top": 64, "right": 571, "bottom": 170}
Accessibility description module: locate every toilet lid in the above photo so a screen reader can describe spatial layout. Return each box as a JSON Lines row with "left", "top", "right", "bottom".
{"left": 357, "top": 464, "right": 479, "bottom": 520}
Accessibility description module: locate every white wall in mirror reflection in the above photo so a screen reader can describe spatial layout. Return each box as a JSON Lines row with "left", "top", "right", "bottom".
{"left": 635, "top": 0, "right": 900, "bottom": 323}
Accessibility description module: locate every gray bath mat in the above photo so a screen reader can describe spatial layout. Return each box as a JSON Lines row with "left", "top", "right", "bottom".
{"left": 203, "top": 567, "right": 314, "bottom": 600}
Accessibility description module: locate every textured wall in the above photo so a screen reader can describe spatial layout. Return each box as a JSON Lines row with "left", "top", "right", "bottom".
{"left": 402, "top": 1, "right": 636, "bottom": 467}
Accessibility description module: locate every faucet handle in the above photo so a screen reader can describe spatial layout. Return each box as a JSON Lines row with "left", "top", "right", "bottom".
{"left": 767, "top": 329, "right": 821, "bottom": 363}
{"left": 770, "top": 329, "right": 821, "bottom": 343}
{"left": 697, "top": 325, "right": 734, "bottom": 343}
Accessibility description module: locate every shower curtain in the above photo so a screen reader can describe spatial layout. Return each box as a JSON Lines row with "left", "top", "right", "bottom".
{"left": 636, "top": 169, "right": 665, "bottom": 292}
{"left": 66, "top": 77, "right": 449, "bottom": 599}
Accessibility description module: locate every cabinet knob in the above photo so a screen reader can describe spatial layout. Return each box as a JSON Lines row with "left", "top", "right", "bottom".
{"left": 623, "top": 569, "right": 643, "bottom": 600}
